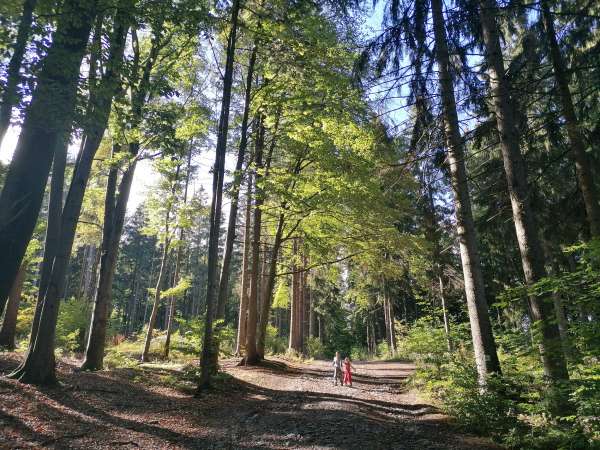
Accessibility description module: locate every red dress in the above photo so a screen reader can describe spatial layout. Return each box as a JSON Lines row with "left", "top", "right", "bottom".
{"left": 343, "top": 361, "right": 352, "bottom": 385}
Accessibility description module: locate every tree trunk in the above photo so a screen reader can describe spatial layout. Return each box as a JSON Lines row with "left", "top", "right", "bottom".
{"left": 541, "top": 0, "right": 600, "bottom": 238}
{"left": 198, "top": 0, "right": 241, "bottom": 389}
{"left": 244, "top": 119, "right": 265, "bottom": 365}
{"left": 80, "top": 14, "right": 158, "bottom": 371}
{"left": 141, "top": 240, "right": 170, "bottom": 362}
{"left": 0, "top": 0, "right": 38, "bottom": 146}
{"left": 288, "top": 239, "right": 302, "bottom": 353}
{"left": 256, "top": 212, "right": 285, "bottom": 358}
{"left": 30, "top": 134, "right": 68, "bottom": 342}
{"left": 431, "top": 0, "right": 501, "bottom": 382}
{"left": 164, "top": 149, "right": 193, "bottom": 358}
{"left": 235, "top": 180, "right": 253, "bottom": 355}
{"left": 0, "top": 0, "right": 96, "bottom": 322}
{"left": 478, "top": 0, "right": 569, "bottom": 383}
{"left": 0, "top": 262, "right": 27, "bottom": 349}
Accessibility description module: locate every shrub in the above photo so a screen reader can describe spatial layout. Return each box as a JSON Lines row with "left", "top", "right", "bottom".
{"left": 306, "top": 336, "right": 326, "bottom": 359}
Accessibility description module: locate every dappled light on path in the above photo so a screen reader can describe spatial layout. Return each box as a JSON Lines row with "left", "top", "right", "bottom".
{"left": 1, "top": 354, "right": 497, "bottom": 449}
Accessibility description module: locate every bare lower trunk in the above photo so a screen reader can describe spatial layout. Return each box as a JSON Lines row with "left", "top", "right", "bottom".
{"left": 288, "top": 239, "right": 302, "bottom": 353}
{"left": 142, "top": 241, "right": 170, "bottom": 362}
{"left": 256, "top": 213, "right": 285, "bottom": 358}
{"left": 478, "top": 0, "right": 568, "bottom": 383}
{"left": 0, "top": 262, "right": 27, "bottom": 349}
{"left": 244, "top": 121, "right": 265, "bottom": 365}
{"left": 431, "top": 0, "right": 501, "bottom": 382}
{"left": 235, "top": 182, "right": 253, "bottom": 355}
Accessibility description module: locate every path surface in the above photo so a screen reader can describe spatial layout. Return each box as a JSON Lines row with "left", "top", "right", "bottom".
{"left": 0, "top": 353, "right": 497, "bottom": 449}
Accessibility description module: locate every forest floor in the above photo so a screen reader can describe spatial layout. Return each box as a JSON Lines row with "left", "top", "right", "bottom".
{"left": 0, "top": 352, "right": 498, "bottom": 449}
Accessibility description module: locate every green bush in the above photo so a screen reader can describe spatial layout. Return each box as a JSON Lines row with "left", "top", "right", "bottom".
{"left": 306, "top": 336, "right": 326, "bottom": 359}
{"left": 56, "top": 298, "right": 90, "bottom": 352}
{"left": 265, "top": 324, "right": 287, "bottom": 355}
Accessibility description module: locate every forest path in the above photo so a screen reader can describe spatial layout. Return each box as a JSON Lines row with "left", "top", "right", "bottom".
{"left": 0, "top": 353, "right": 497, "bottom": 449}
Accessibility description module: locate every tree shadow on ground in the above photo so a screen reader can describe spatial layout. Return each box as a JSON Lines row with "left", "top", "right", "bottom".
{"left": 1, "top": 353, "right": 497, "bottom": 450}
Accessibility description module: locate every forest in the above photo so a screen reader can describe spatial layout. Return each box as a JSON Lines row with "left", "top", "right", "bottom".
{"left": 0, "top": 0, "right": 599, "bottom": 448}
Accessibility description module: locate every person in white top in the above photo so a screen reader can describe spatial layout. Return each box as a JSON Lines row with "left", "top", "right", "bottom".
{"left": 332, "top": 351, "right": 343, "bottom": 386}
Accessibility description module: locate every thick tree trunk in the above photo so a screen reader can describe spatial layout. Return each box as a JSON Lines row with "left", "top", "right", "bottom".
{"left": 235, "top": 181, "right": 253, "bottom": 356}
{"left": 198, "top": 0, "right": 241, "bottom": 389}
{"left": 244, "top": 120, "right": 265, "bottom": 365}
{"left": 0, "top": 0, "right": 38, "bottom": 146}
{"left": 431, "top": 0, "right": 501, "bottom": 382}
{"left": 0, "top": 0, "right": 96, "bottom": 322}
{"left": 256, "top": 213, "right": 285, "bottom": 358}
{"left": 478, "top": 0, "right": 569, "bottom": 382}
{"left": 541, "top": 1, "right": 600, "bottom": 237}
{"left": 0, "top": 262, "right": 27, "bottom": 349}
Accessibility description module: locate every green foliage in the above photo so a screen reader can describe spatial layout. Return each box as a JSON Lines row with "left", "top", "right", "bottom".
{"left": 404, "top": 322, "right": 600, "bottom": 449}
{"left": 306, "top": 336, "right": 326, "bottom": 359}
{"left": 273, "top": 281, "right": 290, "bottom": 309}
{"left": 265, "top": 324, "right": 287, "bottom": 355}
{"left": 56, "top": 298, "right": 90, "bottom": 353}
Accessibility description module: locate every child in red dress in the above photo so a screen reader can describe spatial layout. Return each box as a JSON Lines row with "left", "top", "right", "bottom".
{"left": 343, "top": 357, "right": 355, "bottom": 386}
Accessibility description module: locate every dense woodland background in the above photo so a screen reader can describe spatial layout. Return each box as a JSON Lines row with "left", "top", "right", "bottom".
{"left": 0, "top": 0, "right": 599, "bottom": 447}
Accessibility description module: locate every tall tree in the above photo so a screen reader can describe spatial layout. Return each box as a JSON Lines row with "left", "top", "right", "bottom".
{"left": 198, "top": 0, "right": 241, "bottom": 389}
{"left": 0, "top": 0, "right": 97, "bottom": 323}
{"left": 477, "top": 0, "right": 569, "bottom": 383}
{"left": 540, "top": 0, "right": 600, "bottom": 237}
{"left": 430, "top": 0, "right": 501, "bottom": 380}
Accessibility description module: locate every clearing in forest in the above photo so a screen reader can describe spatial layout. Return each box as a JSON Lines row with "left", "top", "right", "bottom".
{"left": 0, "top": 354, "right": 497, "bottom": 449}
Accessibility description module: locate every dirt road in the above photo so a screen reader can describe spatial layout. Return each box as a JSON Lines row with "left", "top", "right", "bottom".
{"left": 0, "top": 354, "right": 497, "bottom": 449}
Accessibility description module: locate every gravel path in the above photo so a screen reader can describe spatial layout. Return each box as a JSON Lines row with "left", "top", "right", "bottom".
{"left": 0, "top": 353, "right": 498, "bottom": 449}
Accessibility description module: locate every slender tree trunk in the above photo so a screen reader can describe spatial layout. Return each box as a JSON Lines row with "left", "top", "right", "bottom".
{"left": 164, "top": 150, "right": 193, "bottom": 358}
{"left": 288, "top": 239, "right": 302, "bottom": 352}
{"left": 478, "top": 0, "right": 569, "bottom": 383}
{"left": 0, "top": 0, "right": 97, "bottom": 322}
{"left": 142, "top": 240, "right": 170, "bottom": 362}
{"left": 431, "top": 0, "right": 501, "bottom": 382}
{"left": 80, "top": 15, "right": 158, "bottom": 371}
{"left": 0, "top": 0, "right": 38, "bottom": 146}
{"left": 235, "top": 180, "right": 253, "bottom": 356}
{"left": 244, "top": 119, "right": 265, "bottom": 365}
{"left": 0, "top": 262, "right": 27, "bottom": 349}
{"left": 198, "top": 0, "right": 241, "bottom": 389}
{"left": 256, "top": 213, "right": 285, "bottom": 358}
{"left": 541, "top": 0, "right": 600, "bottom": 237}
{"left": 30, "top": 134, "right": 68, "bottom": 341}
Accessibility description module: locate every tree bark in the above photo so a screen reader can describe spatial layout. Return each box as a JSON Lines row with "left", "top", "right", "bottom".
{"left": 80, "top": 14, "right": 159, "bottom": 371}
{"left": 478, "top": 0, "right": 569, "bottom": 382}
{"left": 164, "top": 149, "right": 193, "bottom": 358}
{"left": 235, "top": 180, "right": 253, "bottom": 356}
{"left": 0, "top": 262, "right": 27, "bottom": 349}
{"left": 198, "top": 0, "right": 241, "bottom": 389}
{"left": 141, "top": 240, "right": 170, "bottom": 362}
{"left": 431, "top": 0, "right": 501, "bottom": 382}
{"left": 256, "top": 212, "right": 285, "bottom": 358}
{"left": 0, "top": 0, "right": 38, "bottom": 147}
{"left": 540, "top": 0, "right": 600, "bottom": 237}
{"left": 288, "top": 239, "right": 302, "bottom": 352}
{"left": 244, "top": 118, "right": 265, "bottom": 365}
{"left": 0, "top": 0, "right": 97, "bottom": 323}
